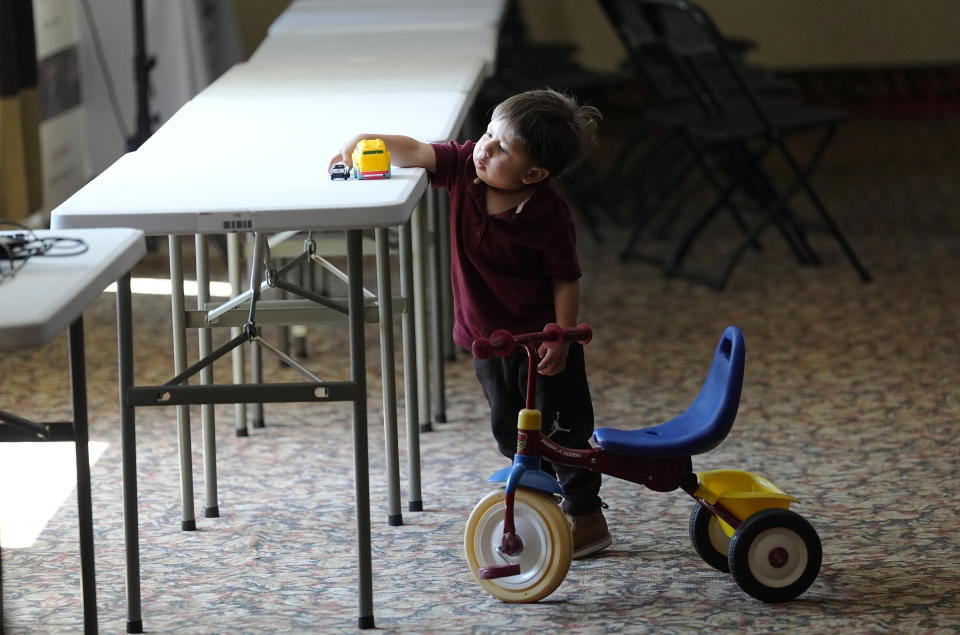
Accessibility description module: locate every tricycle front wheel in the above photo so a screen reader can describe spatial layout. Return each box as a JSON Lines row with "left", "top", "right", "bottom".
{"left": 728, "top": 508, "right": 822, "bottom": 602}
{"left": 464, "top": 487, "right": 572, "bottom": 603}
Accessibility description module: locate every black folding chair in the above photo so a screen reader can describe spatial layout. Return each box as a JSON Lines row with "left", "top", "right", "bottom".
{"left": 601, "top": 0, "right": 816, "bottom": 269}
{"left": 601, "top": 0, "right": 872, "bottom": 288}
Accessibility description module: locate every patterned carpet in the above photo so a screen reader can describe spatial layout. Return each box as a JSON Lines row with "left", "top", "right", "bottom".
{"left": 2, "top": 112, "right": 959, "bottom": 633}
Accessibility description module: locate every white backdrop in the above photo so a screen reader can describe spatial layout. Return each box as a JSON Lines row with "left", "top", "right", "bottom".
{"left": 76, "top": 0, "right": 243, "bottom": 176}
{"left": 33, "top": 0, "right": 244, "bottom": 214}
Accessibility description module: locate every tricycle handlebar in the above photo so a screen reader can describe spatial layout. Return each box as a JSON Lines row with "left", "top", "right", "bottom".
{"left": 472, "top": 323, "right": 592, "bottom": 360}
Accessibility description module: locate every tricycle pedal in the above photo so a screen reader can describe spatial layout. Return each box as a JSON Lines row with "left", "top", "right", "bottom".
{"left": 479, "top": 564, "right": 521, "bottom": 580}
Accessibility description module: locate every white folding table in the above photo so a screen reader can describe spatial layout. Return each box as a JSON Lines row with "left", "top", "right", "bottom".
{"left": 104, "top": 83, "right": 475, "bottom": 523}
{"left": 0, "top": 227, "right": 146, "bottom": 633}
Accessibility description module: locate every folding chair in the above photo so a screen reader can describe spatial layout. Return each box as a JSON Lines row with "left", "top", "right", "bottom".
{"left": 600, "top": 0, "right": 815, "bottom": 269}
{"left": 602, "top": 0, "right": 872, "bottom": 288}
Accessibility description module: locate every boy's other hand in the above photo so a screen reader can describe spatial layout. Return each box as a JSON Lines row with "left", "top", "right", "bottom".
{"left": 537, "top": 342, "right": 569, "bottom": 376}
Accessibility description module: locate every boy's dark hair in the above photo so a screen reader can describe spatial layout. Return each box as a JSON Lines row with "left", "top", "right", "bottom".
{"left": 492, "top": 89, "right": 601, "bottom": 178}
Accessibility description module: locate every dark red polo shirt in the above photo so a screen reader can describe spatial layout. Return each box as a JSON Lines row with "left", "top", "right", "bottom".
{"left": 430, "top": 140, "right": 582, "bottom": 350}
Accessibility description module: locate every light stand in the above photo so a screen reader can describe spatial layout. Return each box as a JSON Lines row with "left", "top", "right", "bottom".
{"left": 126, "top": 0, "right": 156, "bottom": 151}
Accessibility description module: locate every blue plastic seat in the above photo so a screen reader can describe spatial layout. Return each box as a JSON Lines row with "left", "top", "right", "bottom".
{"left": 593, "top": 326, "right": 744, "bottom": 458}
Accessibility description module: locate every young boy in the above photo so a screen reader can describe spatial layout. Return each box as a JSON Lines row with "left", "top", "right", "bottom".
{"left": 330, "top": 89, "right": 610, "bottom": 558}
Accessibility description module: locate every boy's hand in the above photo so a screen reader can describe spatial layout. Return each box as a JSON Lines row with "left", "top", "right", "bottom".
{"left": 328, "top": 134, "right": 365, "bottom": 174}
{"left": 537, "top": 341, "right": 569, "bottom": 376}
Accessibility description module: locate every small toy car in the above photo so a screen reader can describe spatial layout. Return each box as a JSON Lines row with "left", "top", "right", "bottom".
{"left": 330, "top": 161, "right": 350, "bottom": 181}
{"left": 351, "top": 138, "right": 391, "bottom": 180}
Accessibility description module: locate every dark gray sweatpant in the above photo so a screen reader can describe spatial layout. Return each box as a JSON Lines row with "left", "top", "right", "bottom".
{"left": 473, "top": 342, "right": 602, "bottom": 515}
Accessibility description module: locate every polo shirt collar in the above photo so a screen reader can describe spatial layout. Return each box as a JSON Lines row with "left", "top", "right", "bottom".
{"left": 469, "top": 177, "right": 546, "bottom": 216}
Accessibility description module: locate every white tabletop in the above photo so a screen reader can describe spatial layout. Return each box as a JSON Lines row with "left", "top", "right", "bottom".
{"left": 140, "top": 89, "right": 472, "bottom": 155}
{"left": 51, "top": 148, "right": 427, "bottom": 236}
{"left": 248, "top": 28, "right": 499, "bottom": 87}
{"left": 269, "top": 0, "right": 506, "bottom": 36}
{"left": 0, "top": 228, "right": 146, "bottom": 351}
{"left": 239, "top": 44, "right": 491, "bottom": 98}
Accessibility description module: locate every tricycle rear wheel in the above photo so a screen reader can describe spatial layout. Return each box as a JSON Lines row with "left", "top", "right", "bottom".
{"left": 689, "top": 502, "right": 731, "bottom": 572}
{"left": 728, "top": 508, "right": 821, "bottom": 602}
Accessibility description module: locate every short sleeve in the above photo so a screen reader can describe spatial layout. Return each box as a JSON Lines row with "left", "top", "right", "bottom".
{"left": 541, "top": 199, "right": 582, "bottom": 281}
{"left": 429, "top": 141, "right": 463, "bottom": 192}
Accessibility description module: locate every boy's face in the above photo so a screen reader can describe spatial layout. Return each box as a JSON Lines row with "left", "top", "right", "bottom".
{"left": 473, "top": 117, "right": 548, "bottom": 191}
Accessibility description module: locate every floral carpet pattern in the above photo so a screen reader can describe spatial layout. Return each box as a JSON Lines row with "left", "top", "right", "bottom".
{"left": 2, "top": 114, "right": 959, "bottom": 633}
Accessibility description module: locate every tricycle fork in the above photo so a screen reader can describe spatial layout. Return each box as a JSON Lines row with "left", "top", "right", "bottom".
{"left": 480, "top": 399, "right": 556, "bottom": 580}
{"left": 477, "top": 461, "right": 530, "bottom": 580}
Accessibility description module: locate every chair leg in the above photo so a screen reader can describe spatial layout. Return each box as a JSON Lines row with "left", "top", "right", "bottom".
{"left": 607, "top": 126, "right": 683, "bottom": 201}
{"left": 716, "top": 125, "right": 870, "bottom": 288}
{"left": 618, "top": 132, "right": 700, "bottom": 260}
{"left": 664, "top": 139, "right": 772, "bottom": 276}
{"left": 604, "top": 124, "right": 654, "bottom": 193}
{"left": 644, "top": 142, "right": 707, "bottom": 233}
{"left": 725, "top": 141, "right": 820, "bottom": 265}
{"left": 682, "top": 140, "right": 765, "bottom": 252}
{"left": 715, "top": 167, "right": 812, "bottom": 289}
{"left": 562, "top": 163, "right": 612, "bottom": 243}
{"left": 615, "top": 128, "right": 696, "bottom": 228}
{"left": 775, "top": 129, "right": 873, "bottom": 283}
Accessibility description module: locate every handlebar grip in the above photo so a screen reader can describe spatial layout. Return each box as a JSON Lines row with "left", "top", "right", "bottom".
{"left": 567, "top": 323, "right": 593, "bottom": 345}
{"left": 541, "top": 323, "right": 593, "bottom": 349}
{"left": 471, "top": 338, "right": 493, "bottom": 360}
{"left": 472, "top": 329, "right": 516, "bottom": 359}
{"left": 541, "top": 323, "right": 565, "bottom": 348}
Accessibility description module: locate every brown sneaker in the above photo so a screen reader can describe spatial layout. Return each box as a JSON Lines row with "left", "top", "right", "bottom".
{"left": 568, "top": 507, "right": 612, "bottom": 559}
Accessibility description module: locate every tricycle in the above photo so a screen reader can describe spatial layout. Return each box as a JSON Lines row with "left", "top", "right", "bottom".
{"left": 464, "top": 324, "right": 821, "bottom": 603}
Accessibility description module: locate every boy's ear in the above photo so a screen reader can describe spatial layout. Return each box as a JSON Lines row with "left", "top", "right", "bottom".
{"left": 522, "top": 165, "right": 550, "bottom": 185}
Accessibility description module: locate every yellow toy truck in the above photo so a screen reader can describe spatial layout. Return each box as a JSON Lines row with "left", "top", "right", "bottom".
{"left": 351, "top": 138, "right": 391, "bottom": 180}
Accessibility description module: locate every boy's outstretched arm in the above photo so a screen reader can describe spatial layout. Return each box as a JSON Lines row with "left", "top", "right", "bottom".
{"left": 329, "top": 134, "right": 437, "bottom": 174}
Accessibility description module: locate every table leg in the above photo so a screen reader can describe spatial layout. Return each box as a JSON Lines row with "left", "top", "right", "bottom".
{"left": 226, "top": 233, "right": 248, "bottom": 436}
{"left": 428, "top": 189, "right": 447, "bottom": 423}
{"left": 68, "top": 317, "right": 98, "bottom": 633}
{"left": 347, "top": 230, "right": 375, "bottom": 629}
{"left": 195, "top": 235, "right": 220, "bottom": 518}
{"left": 440, "top": 194, "right": 456, "bottom": 362}
{"left": 398, "top": 221, "right": 422, "bottom": 511}
{"left": 375, "top": 228, "right": 403, "bottom": 526}
{"left": 168, "top": 236, "right": 196, "bottom": 531}
{"left": 116, "top": 273, "right": 143, "bottom": 634}
{"left": 411, "top": 201, "right": 431, "bottom": 432}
